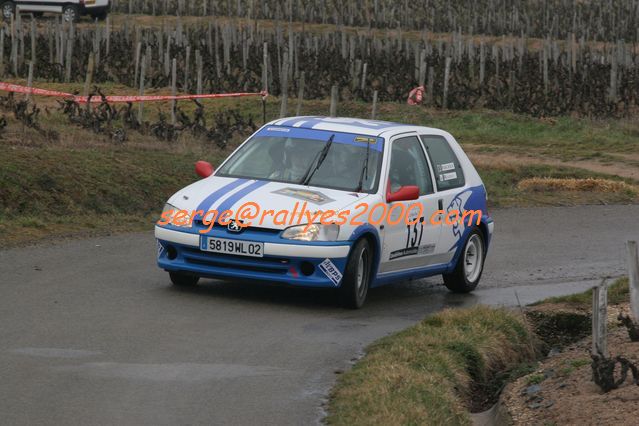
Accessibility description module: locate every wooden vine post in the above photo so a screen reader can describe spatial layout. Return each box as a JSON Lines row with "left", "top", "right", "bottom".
{"left": 592, "top": 279, "right": 609, "bottom": 358}
{"left": 628, "top": 241, "right": 639, "bottom": 321}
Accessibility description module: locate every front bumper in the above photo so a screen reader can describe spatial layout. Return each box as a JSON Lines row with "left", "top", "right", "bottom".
{"left": 155, "top": 226, "right": 352, "bottom": 288}
{"left": 80, "top": 4, "right": 110, "bottom": 15}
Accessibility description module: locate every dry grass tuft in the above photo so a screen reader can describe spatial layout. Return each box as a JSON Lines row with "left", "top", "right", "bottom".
{"left": 517, "top": 177, "right": 637, "bottom": 194}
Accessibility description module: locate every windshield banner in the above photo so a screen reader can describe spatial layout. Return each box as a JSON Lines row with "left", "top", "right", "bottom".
{"left": 256, "top": 126, "right": 384, "bottom": 152}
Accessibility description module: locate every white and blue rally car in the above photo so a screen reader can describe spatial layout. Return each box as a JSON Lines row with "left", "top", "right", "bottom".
{"left": 156, "top": 117, "right": 494, "bottom": 308}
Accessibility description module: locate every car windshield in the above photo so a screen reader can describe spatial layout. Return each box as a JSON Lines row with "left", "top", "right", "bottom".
{"left": 216, "top": 134, "right": 383, "bottom": 193}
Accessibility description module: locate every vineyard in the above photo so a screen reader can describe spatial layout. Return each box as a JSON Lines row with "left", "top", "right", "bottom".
{"left": 111, "top": 0, "right": 639, "bottom": 42}
{"left": 0, "top": 2, "right": 638, "bottom": 145}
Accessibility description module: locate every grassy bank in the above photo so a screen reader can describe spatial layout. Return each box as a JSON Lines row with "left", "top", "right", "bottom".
{"left": 327, "top": 306, "right": 538, "bottom": 425}
{"left": 0, "top": 145, "right": 225, "bottom": 248}
{"left": 531, "top": 277, "right": 629, "bottom": 308}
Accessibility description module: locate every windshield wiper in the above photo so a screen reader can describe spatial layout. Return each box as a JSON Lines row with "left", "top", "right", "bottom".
{"left": 356, "top": 137, "right": 372, "bottom": 192}
{"left": 300, "top": 134, "right": 335, "bottom": 186}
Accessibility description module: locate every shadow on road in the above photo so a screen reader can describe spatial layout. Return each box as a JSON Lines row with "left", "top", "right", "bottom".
{"left": 163, "top": 276, "right": 480, "bottom": 314}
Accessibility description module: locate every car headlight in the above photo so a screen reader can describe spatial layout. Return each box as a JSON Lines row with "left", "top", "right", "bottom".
{"left": 161, "top": 203, "right": 193, "bottom": 228}
{"left": 281, "top": 224, "right": 339, "bottom": 241}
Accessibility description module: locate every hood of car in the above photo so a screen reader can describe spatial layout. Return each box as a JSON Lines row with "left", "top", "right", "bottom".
{"left": 167, "top": 176, "right": 371, "bottom": 230}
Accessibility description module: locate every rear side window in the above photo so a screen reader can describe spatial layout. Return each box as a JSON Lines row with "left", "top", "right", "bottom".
{"left": 419, "top": 135, "right": 465, "bottom": 191}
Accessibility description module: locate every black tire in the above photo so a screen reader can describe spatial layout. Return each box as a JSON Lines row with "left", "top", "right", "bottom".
{"left": 169, "top": 272, "right": 199, "bottom": 287}
{"left": 1, "top": 1, "right": 15, "bottom": 21}
{"left": 338, "top": 239, "right": 372, "bottom": 309}
{"left": 443, "top": 227, "right": 485, "bottom": 293}
{"left": 62, "top": 5, "right": 78, "bottom": 22}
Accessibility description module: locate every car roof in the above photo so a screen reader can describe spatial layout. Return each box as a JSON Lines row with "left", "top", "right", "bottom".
{"left": 268, "top": 116, "right": 447, "bottom": 138}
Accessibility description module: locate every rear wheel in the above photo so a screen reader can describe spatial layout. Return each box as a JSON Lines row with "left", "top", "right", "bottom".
{"left": 169, "top": 272, "right": 199, "bottom": 287}
{"left": 62, "top": 5, "right": 78, "bottom": 22}
{"left": 443, "top": 227, "right": 485, "bottom": 293}
{"left": 338, "top": 239, "right": 372, "bottom": 309}
{"left": 1, "top": 2, "right": 15, "bottom": 20}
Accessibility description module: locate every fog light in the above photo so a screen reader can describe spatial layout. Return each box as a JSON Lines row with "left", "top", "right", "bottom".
{"left": 300, "top": 261, "right": 315, "bottom": 276}
{"left": 166, "top": 245, "right": 178, "bottom": 260}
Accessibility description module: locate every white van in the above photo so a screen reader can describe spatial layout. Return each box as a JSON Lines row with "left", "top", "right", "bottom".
{"left": 1, "top": 0, "right": 110, "bottom": 22}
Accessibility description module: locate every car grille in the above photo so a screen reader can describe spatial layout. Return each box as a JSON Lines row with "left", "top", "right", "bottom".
{"left": 181, "top": 247, "right": 289, "bottom": 275}
{"left": 192, "top": 221, "right": 281, "bottom": 235}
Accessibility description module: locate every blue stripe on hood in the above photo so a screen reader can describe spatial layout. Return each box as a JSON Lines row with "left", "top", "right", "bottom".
{"left": 215, "top": 180, "right": 270, "bottom": 221}
{"left": 196, "top": 178, "right": 249, "bottom": 214}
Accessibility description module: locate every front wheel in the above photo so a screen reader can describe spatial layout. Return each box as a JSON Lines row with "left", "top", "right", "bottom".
{"left": 1, "top": 1, "right": 15, "bottom": 20}
{"left": 443, "top": 227, "right": 485, "bottom": 293}
{"left": 169, "top": 272, "right": 199, "bottom": 287}
{"left": 338, "top": 239, "right": 372, "bottom": 309}
{"left": 62, "top": 5, "right": 78, "bottom": 22}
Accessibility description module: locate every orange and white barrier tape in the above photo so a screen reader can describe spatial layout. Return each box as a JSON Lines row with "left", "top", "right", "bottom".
{"left": 0, "top": 82, "right": 74, "bottom": 98}
{"left": 0, "top": 82, "right": 268, "bottom": 104}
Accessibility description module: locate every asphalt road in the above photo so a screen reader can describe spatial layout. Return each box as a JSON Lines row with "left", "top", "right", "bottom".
{"left": 1, "top": 205, "right": 637, "bottom": 425}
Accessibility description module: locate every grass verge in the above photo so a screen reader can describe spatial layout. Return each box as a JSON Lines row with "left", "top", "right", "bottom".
{"left": 517, "top": 177, "right": 636, "bottom": 193}
{"left": 530, "top": 277, "right": 629, "bottom": 308}
{"left": 326, "top": 306, "right": 539, "bottom": 425}
{"left": 0, "top": 145, "right": 225, "bottom": 248}
{"left": 477, "top": 164, "right": 638, "bottom": 207}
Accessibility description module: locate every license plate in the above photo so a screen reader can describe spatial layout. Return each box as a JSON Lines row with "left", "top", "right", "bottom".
{"left": 201, "top": 237, "right": 264, "bottom": 258}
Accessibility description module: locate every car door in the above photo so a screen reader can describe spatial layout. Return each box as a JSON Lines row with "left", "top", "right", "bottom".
{"left": 419, "top": 134, "right": 470, "bottom": 264}
{"left": 378, "top": 134, "right": 443, "bottom": 274}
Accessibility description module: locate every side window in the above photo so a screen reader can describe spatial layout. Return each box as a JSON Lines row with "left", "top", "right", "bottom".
{"left": 420, "top": 135, "right": 465, "bottom": 191}
{"left": 389, "top": 136, "right": 434, "bottom": 196}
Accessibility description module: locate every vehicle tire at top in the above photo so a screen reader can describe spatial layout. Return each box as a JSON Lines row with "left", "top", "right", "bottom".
{"left": 1, "top": 1, "right": 15, "bottom": 21}
{"left": 338, "top": 238, "right": 372, "bottom": 309}
{"left": 443, "top": 227, "right": 486, "bottom": 293}
{"left": 169, "top": 272, "right": 200, "bottom": 287}
{"left": 62, "top": 4, "right": 78, "bottom": 22}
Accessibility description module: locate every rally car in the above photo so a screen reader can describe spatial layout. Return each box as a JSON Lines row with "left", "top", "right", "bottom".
{"left": 156, "top": 117, "right": 494, "bottom": 308}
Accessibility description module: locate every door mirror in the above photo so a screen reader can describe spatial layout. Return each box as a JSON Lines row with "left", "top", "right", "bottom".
{"left": 195, "top": 161, "right": 214, "bottom": 178}
{"left": 386, "top": 185, "right": 419, "bottom": 203}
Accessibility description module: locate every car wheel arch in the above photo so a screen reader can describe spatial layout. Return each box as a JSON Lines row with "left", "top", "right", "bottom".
{"left": 477, "top": 220, "right": 489, "bottom": 249}
{"left": 348, "top": 229, "right": 381, "bottom": 280}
